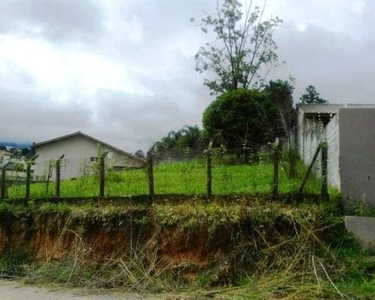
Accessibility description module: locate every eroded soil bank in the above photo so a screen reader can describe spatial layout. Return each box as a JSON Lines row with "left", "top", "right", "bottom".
{"left": 0, "top": 197, "right": 355, "bottom": 298}
{"left": 0, "top": 197, "right": 330, "bottom": 263}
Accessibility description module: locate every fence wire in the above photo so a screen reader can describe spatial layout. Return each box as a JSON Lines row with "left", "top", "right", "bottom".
{"left": 1, "top": 145, "right": 327, "bottom": 200}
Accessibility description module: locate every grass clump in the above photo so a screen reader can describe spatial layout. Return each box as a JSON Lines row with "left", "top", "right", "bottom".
{"left": 0, "top": 248, "right": 33, "bottom": 278}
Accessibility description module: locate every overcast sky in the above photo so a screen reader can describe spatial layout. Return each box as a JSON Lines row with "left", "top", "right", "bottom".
{"left": 0, "top": 0, "right": 374, "bottom": 151}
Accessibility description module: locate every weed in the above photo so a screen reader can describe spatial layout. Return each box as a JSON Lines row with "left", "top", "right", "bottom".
{"left": 0, "top": 248, "right": 33, "bottom": 277}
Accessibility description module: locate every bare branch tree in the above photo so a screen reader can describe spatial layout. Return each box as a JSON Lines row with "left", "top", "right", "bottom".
{"left": 193, "top": 0, "right": 282, "bottom": 95}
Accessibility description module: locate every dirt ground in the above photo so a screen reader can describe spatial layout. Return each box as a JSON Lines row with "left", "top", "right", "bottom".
{"left": 0, "top": 280, "right": 150, "bottom": 300}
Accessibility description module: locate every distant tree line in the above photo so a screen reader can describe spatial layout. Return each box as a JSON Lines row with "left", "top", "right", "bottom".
{"left": 153, "top": 125, "right": 203, "bottom": 157}
{"left": 0, "top": 145, "right": 35, "bottom": 158}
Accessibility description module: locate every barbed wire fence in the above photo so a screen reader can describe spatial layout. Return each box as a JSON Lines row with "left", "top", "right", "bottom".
{"left": 0, "top": 139, "right": 329, "bottom": 201}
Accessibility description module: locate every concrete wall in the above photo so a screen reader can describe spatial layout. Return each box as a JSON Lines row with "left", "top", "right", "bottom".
{"left": 339, "top": 109, "right": 375, "bottom": 210}
{"left": 34, "top": 135, "right": 143, "bottom": 180}
{"left": 325, "top": 114, "right": 340, "bottom": 187}
{"left": 297, "top": 111, "right": 325, "bottom": 180}
{"left": 303, "top": 117, "right": 324, "bottom": 177}
{"left": 296, "top": 108, "right": 305, "bottom": 159}
{"left": 345, "top": 216, "right": 375, "bottom": 250}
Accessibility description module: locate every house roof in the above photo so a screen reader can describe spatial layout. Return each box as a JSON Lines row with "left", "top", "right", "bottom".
{"left": 31, "top": 131, "right": 145, "bottom": 164}
{"left": 297, "top": 103, "right": 375, "bottom": 115}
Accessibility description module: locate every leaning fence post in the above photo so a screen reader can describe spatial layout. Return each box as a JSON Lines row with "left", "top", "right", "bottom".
{"left": 272, "top": 139, "right": 282, "bottom": 198}
{"left": 45, "top": 161, "right": 52, "bottom": 196}
{"left": 321, "top": 143, "right": 329, "bottom": 200}
{"left": 26, "top": 154, "right": 38, "bottom": 199}
{"left": 99, "top": 151, "right": 109, "bottom": 197}
{"left": 147, "top": 149, "right": 154, "bottom": 200}
{"left": 299, "top": 143, "right": 322, "bottom": 195}
{"left": 55, "top": 154, "right": 65, "bottom": 198}
{"left": 206, "top": 142, "right": 213, "bottom": 200}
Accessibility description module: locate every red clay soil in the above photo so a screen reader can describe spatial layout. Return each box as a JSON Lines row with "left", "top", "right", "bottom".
{"left": 0, "top": 212, "right": 229, "bottom": 267}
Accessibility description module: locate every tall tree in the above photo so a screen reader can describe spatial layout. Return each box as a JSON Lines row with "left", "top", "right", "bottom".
{"left": 300, "top": 85, "right": 328, "bottom": 104}
{"left": 264, "top": 79, "right": 297, "bottom": 177}
{"left": 193, "top": 0, "right": 282, "bottom": 95}
{"left": 264, "top": 80, "right": 296, "bottom": 140}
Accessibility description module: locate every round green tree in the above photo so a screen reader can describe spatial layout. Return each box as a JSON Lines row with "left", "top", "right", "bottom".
{"left": 203, "top": 88, "right": 280, "bottom": 155}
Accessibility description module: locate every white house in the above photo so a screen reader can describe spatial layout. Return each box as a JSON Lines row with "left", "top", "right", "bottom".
{"left": 0, "top": 150, "right": 12, "bottom": 165}
{"left": 32, "top": 131, "right": 145, "bottom": 180}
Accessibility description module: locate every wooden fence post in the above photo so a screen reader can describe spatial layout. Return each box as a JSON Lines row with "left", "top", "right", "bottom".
{"left": 26, "top": 164, "right": 31, "bottom": 199}
{"left": 99, "top": 151, "right": 109, "bottom": 197}
{"left": 206, "top": 142, "right": 213, "bottom": 200}
{"left": 1, "top": 165, "right": 6, "bottom": 200}
{"left": 321, "top": 143, "right": 329, "bottom": 200}
{"left": 299, "top": 144, "right": 322, "bottom": 195}
{"left": 272, "top": 139, "right": 282, "bottom": 198}
{"left": 147, "top": 149, "right": 154, "bottom": 199}
{"left": 26, "top": 155, "right": 38, "bottom": 199}
{"left": 55, "top": 154, "right": 65, "bottom": 198}
{"left": 1, "top": 162, "right": 12, "bottom": 200}
{"left": 45, "top": 161, "right": 52, "bottom": 196}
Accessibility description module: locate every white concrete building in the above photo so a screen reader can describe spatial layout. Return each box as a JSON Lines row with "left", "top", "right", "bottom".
{"left": 32, "top": 131, "right": 145, "bottom": 180}
{"left": 297, "top": 104, "right": 375, "bottom": 211}
{"left": 296, "top": 104, "right": 342, "bottom": 188}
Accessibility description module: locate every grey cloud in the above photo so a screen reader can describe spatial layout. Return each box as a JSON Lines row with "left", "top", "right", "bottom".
{"left": 359, "top": 1, "right": 375, "bottom": 43}
{"left": 0, "top": 61, "right": 36, "bottom": 88}
{"left": 0, "top": 0, "right": 105, "bottom": 41}
{"left": 0, "top": 87, "right": 93, "bottom": 143}
{"left": 271, "top": 22, "right": 375, "bottom": 103}
{"left": 114, "top": 0, "right": 213, "bottom": 40}
{"left": 91, "top": 87, "right": 208, "bottom": 151}
{"left": 91, "top": 1, "right": 215, "bottom": 72}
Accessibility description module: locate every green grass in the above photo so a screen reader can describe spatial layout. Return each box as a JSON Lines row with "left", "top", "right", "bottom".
{"left": 7, "top": 158, "right": 332, "bottom": 199}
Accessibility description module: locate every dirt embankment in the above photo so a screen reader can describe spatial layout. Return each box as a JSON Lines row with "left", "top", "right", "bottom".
{"left": 0, "top": 210, "right": 235, "bottom": 266}
{"left": 0, "top": 199, "right": 336, "bottom": 287}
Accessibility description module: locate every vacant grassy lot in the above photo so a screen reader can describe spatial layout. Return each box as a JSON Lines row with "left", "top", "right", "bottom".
{"left": 7, "top": 158, "right": 328, "bottom": 199}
